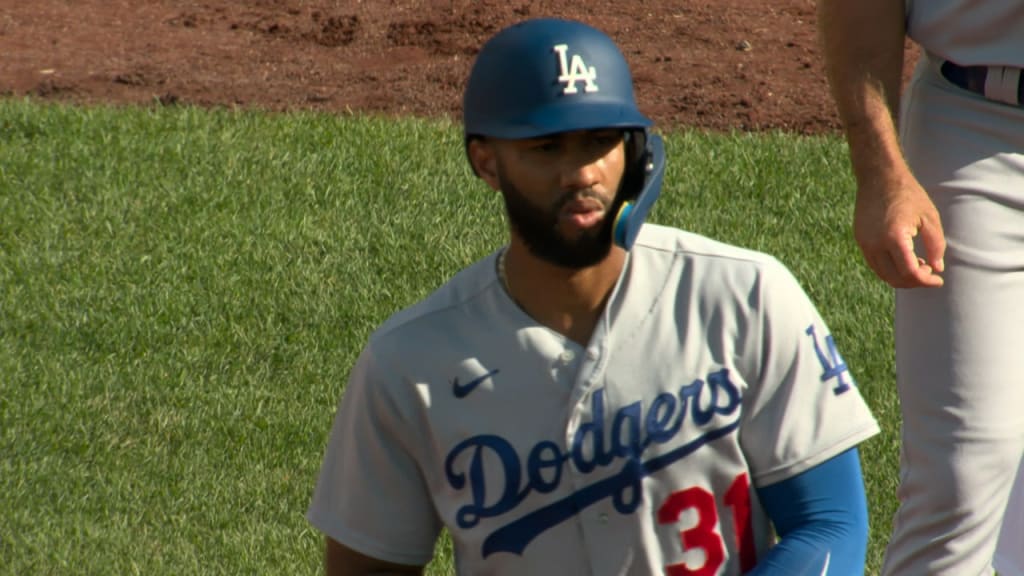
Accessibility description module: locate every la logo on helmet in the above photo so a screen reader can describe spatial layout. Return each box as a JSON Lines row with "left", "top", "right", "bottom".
{"left": 553, "top": 44, "right": 599, "bottom": 94}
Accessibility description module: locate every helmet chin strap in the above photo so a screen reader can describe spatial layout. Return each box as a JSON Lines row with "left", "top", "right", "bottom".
{"left": 613, "top": 133, "right": 665, "bottom": 250}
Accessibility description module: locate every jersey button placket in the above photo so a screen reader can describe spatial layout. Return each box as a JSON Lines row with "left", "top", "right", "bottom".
{"left": 565, "top": 344, "right": 597, "bottom": 510}
{"left": 566, "top": 343, "right": 614, "bottom": 574}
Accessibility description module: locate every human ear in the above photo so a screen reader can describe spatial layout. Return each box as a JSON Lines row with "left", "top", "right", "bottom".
{"left": 468, "top": 138, "right": 500, "bottom": 190}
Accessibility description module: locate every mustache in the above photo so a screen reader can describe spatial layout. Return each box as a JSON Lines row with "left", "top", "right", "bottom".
{"left": 552, "top": 188, "right": 609, "bottom": 211}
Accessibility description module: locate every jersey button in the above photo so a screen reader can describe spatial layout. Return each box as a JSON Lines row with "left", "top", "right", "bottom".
{"left": 598, "top": 513, "right": 609, "bottom": 524}
{"left": 560, "top": 350, "right": 575, "bottom": 363}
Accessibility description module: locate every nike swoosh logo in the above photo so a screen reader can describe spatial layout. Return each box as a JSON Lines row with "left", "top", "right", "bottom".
{"left": 452, "top": 369, "right": 500, "bottom": 399}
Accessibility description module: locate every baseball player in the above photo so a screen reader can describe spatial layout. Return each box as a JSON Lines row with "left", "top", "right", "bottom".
{"left": 308, "top": 18, "right": 880, "bottom": 575}
{"left": 819, "top": 0, "right": 1024, "bottom": 574}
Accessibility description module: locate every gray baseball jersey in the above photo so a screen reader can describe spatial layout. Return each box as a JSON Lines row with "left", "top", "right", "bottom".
{"left": 882, "top": 2, "right": 1024, "bottom": 574}
{"left": 906, "top": 0, "right": 1024, "bottom": 66}
{"left": 307, "top": 224, "right": 879, "bottom": 575}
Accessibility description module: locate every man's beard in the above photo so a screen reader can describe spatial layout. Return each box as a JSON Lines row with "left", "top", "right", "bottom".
{"left": 496, "top": 164, "right": 622, "bottom": 269}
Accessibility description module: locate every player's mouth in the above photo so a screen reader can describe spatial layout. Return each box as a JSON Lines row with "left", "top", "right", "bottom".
{"left": 560, "top": 197, "right": 607, "bottom": 229}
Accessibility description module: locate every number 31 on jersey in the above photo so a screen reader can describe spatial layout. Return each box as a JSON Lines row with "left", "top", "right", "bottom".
{"left": 658, "top": 472, "right": 756, "bottom": 575}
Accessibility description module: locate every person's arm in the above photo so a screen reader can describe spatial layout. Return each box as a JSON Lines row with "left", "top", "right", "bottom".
{"left": 325, "top": 537, "right": 425, "bottom": 576}
{"left": 817, "top": 0, "right": 945, "bottom": 289}
{"left": 748, "top": 448, "right": 869, "bottom": 574}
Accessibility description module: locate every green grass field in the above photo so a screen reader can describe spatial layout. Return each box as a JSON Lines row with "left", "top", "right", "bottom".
{"left": 0, "top": 99, "right": 899, "bottom": 574}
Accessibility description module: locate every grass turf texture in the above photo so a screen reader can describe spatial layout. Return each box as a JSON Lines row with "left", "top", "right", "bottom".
{"left": 0, "top": 99, "right": 898, "bottom": 575}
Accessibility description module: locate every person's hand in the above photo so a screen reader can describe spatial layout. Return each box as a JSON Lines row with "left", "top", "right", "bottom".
{"left": 853, "top": 173, "right": 946, "bottom": 288}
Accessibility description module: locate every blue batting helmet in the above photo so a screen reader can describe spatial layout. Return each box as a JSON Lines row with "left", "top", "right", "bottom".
{"left": 463, "top": 18, "right": 652, "bottom": 139}
{"left": 462, "top": 18, "right": 666, "bottom": 250}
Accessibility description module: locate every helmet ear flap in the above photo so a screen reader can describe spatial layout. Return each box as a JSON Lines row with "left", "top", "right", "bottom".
{"left": 613, "top": 130, "right": 665, "bottom": 249}
{"left": 619, "top": 129, "right": 650, "bottom": 202}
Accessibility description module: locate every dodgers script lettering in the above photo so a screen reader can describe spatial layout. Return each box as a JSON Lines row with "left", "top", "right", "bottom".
{"left": 444, "top": 368, "right": 743, "bottom": 557}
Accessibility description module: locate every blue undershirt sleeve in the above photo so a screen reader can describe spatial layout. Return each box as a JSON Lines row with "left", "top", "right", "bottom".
{"left": 747, "top": 447, "right": 869, "bottom": 575}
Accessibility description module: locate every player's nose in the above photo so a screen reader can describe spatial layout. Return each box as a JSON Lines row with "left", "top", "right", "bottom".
{"left": 559, "top": 147, "right": 602, "bottom": 192}
{"left": 561, "top": 165, "right": 600, "bottom": 194}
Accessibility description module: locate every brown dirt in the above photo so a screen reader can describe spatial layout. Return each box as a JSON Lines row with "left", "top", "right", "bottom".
{"left": 0, "top": 0, "right": 918, "bottom": 134}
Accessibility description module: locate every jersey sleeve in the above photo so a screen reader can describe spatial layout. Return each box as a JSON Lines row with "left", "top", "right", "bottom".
{"left": 306, "top": 343, "right": 442, "bottom": 566}
{"left": 739, "top": 259, "right": 880, "bottom": 487}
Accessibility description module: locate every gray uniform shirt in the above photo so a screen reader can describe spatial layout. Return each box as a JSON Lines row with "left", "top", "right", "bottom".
{"left": 307, "top": 224, "right": 879, "bottom": 575}
{"left": 907, "top": 0, "right": 1024, "bottom": 66}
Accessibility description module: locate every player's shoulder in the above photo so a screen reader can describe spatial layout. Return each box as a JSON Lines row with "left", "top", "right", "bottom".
{"left": 368, "top": 250, "right": 501, "bottom": 347}
{"left": 628, "top": 223, "right": 809, "bottom": 310}
{"left": 634, "top": 223, "right": 788, "bottom": 275}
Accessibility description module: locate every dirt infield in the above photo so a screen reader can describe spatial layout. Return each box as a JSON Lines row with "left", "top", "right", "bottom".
{"left": 0, "top": 0, "right": 917, "bottom": 134}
